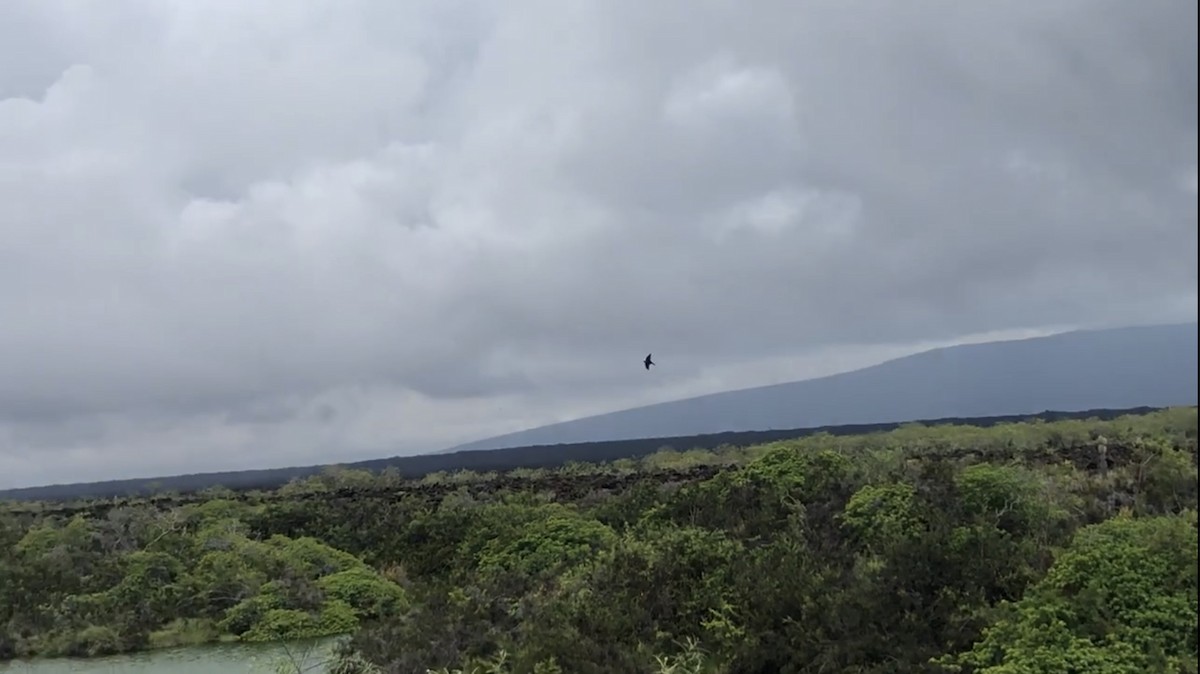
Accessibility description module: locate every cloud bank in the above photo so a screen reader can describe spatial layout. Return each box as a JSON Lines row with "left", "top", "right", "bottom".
{"left": 1, "top": 0, "right": 1195, "bottom": 487}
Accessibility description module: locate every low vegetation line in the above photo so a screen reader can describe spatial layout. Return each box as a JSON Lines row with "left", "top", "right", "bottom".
{"left": 0, "top": 405, "right": 1173, "bottom": 504}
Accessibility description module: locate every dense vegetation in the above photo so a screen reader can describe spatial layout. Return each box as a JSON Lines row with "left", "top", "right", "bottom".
{"left": 1, "top": 407, "right": 1196, "bottom": 673}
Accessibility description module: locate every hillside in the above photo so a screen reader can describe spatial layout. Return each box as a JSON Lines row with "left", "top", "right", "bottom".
{"left": 448, "top": 322, "right": 1199, "bottom": 452}
{"left": 0, "top": 407, "right": 1169, "bottom": 503}
{"left": 3, "top": 322, "right": 1193, "bottom": 503}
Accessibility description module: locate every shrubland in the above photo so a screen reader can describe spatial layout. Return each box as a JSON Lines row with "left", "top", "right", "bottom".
{"left": 1, "top": 406, "right": 1196, "bottom": 673}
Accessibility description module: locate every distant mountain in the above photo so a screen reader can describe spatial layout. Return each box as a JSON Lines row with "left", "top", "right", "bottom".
{"left": 447, "top": 322, "right": 1199, "bottom": 453}
{"left": 2, "top": 322, "right": 1193, "bottom": 504}
{"left": 0, "top": 406, "right": 1174, "bottom": 503}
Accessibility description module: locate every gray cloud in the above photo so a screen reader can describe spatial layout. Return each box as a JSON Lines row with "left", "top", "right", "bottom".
{"left": 0, "top": 0, "right": 1195, "bottom": 488}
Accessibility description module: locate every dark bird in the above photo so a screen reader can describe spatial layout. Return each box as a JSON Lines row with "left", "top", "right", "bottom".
{"left": 644, "top": 353, "right": 655, "bottom": 370}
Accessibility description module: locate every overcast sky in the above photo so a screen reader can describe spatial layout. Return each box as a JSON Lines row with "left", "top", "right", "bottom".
{"left": 1, "top": 0, "right": 1196, "bottom": 489}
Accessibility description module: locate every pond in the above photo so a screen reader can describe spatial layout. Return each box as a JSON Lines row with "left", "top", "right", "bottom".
{"left": 0, "top": 638, "right": 340, "bottom": 674}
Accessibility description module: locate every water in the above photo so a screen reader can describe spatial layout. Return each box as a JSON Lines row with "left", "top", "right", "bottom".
{"left": 0, "top": 638, "right": 340, "bottom": 674}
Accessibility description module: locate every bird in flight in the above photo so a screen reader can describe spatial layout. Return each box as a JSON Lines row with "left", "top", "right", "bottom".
{"left": 644, "top": 353, "right": 655, "bottom": 370}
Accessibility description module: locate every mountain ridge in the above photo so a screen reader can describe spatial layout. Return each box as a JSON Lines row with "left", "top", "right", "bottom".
{"left": 0, "top": 405, "right": 1180, "bottom": 503}
{"left": 446, "top": 322, "right": 1199, "bottom": 452}
{"left": 3, "top": 321, "right": 1194, "bottom": 502}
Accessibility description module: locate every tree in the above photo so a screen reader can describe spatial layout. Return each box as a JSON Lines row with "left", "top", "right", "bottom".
{"left": 941, "top": 510, "right": 1198, "bottom": 673}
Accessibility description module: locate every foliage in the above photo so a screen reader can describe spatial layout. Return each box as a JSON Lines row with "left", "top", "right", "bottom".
{"left": 938, "top": 510, "right": 1198, "bottom": 673}
{"left": 0, "top": 407, "right": 1196, "bottom": 673}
